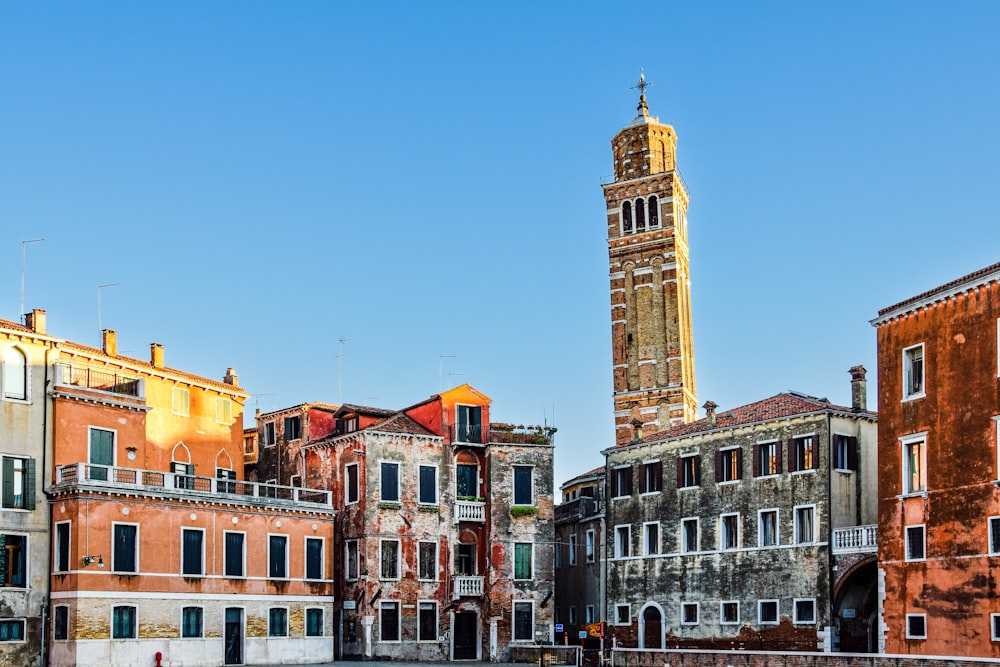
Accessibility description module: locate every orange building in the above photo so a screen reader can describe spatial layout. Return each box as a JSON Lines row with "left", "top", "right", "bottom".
{"left": 45, "top": 328, "right": 337, "bottom": 667}
{"left": 872, "top": 262, "right": 1000, "bottom": 657}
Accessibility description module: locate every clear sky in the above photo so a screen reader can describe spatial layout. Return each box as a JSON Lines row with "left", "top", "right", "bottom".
{"left": 2, "top": 2, "right": 999, "bottom": 493}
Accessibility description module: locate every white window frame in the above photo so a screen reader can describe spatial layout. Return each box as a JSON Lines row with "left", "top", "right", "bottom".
{"left": 567, "top": 605, "right": 576, "bottom": 625}
{"left": 216, "top": 397, "right": 232, "bottom": 424}
{"left": 418, "top": 463, "right": 438, "bottom": 505}
{"left": 719, "top": 447, "right": 740, "bottom": 483}
{"left": 903, "top": 343, "right": 926, "bottom": 400}
{"left": 906, "top": 613, "right": 927, "bottom": 639}
{"left": 994, "top": 416, "right": 1000, "bottom": 482}
{"left": 568, "top": 533, "right": 577, "bottom": 566}
{"left": 758, "top": 599, "right": 779, "bottom": 625}
{"left": 379, "top": 601, "right": 400, "bottom": 642}
{"left": 345, "top": 463, "right": 359, "bottom": 505}
{"left": 305, "top": 606, "right": 325, "bottom": 638}
{"left": 513, "top": 541, "right": 534, "bottom": 580}
{"left": 615, "top": 603, "right": 630, "bottom": 626}
{"left": 793, "top": 598, "right": 816, "bottom": 625}
{"left": 87, "top": 425, "right": 117, "bottom": 469}
{"left": 680, "top": 517, "right": 699, "bottom": 553}
{"left": 380, "top": 461, "right": 400, "bottom": 503}
{"left": 905, "top": 524, "right": 926, "bottom": 561}
{"left": 643, "top": 521, "right": 660, "bottom": 556}
{"left": 585, "top": 529, "right": 596, "bottom": 562}
{"left": 268, "top": 533, "right": 289, "bottom": 580}
{"left": 111, "top": 605, "right": 137, "bottom": 639}
{"left": 1, "top": 455, "right": 32, "bottom": 510}
{"left": 513, "top": 600, "right": 535, "bottom": 642}
{"left": 991, "top": 613, "right": 1000, "bottom": 642}
{"left": 345, "top": 539, "right": 359, "bottom": 581}
{"left": 0, "top": 532, "right": 28, "bottom": 587}
{"left": 171, "top": 386, "right": 190, "bottom": 417}
{"left": 833, "top": 433, "right": 853, "bottom": 471}
{"left": 416, "top": 599, "right": 438, "bottom": 643}
{"left": 379, "top": 538, "right": 401, "bottom": 580}
{"left": 720, "top": 600, "right": 740, "bottom": 626}
{"left": 304, "top": 536, "right": 325, "bottom": 580}
{"left": 262, "top": 422, "right": 276, "bottom": 447}
{"left": 791, "top": 434, "right": 818, "bottom": 473}
{"left": 54, "top": 520, "right": 71, "bottom": 573}
{"left": 680, "top": 602, "right": 699, "bottom": 626}
{"left": 1, "top": 345, "right": 29, "bottom": 402}
{"left": 640, "top": 459, "right": 662, "bottom": 495}
{"left": 53, "top": 605, "right": 69, "bottom": 641}
{"left": 759, "top": 508, "right": 779, "bottom": 548}
{"left": 990, "top": 516, "right": 1000, "bottom": 555}
{"left": 181, "top": 605, "right": 204, "bottom": 638}
{"left": 223, "top": 530, "right": 246, "bottom": 578}
{"left": 585, "top": 605, "right": 595, "bottom": 625}
{"left": 756, "top": 440, "right": 780, "bottom": 478}
{"left": 417, "top": 540, "right": 437, "bottom": 581}
{"left": 794, "top": 504, "right": 816, "bottom": 545}
{"left": 900, "top": 432, "right": 928, "bottom": 496}
{"left": 614, "top": 524, "right": 631, "bottom": 559}
{"left": 111, "top": 522, "right": 139, "bottom": 574}
{"left": 679, "top": 454, "right": 699, "bottom": 489}
{"left": 267, "top": 606, "right": 289, "bottom": 637}
{"left": 513, "top": 465, "right": 535, "bottom": 506}
{"left": 180, "top": 527, "right": 205, "bottom": 576}
{"left": 611, "top": 465, "right": 632, "bottom": 498}
{"left": 720, "top": 513, "right": 739, "bottom": 551}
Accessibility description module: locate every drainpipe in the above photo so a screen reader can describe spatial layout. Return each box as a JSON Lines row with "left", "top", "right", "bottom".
{"left": 41, "top": 344, "right": 53, "bottom": 667}
{"left": 601, "top": 449, "right": 609, "bottom": 631}
{"left": 826, "top": 410, "right": 835, "bottom": 653}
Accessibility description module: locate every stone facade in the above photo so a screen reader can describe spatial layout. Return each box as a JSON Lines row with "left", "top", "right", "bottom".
{"left": 872, "top": 261, "right": 1000, "bottom": 658}
{"left": 554, "top": 468, "right": 604, "bottom": 645}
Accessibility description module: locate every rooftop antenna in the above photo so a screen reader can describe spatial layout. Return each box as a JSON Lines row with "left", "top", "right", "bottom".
{"left": 97, "top": 283, "right": 119, "bottom": 343}
{"left": 337, "top": 338, "right": 350, "bottom": 405}
{"left": 438, "top": 355, "right": 456, "bottom": 393}
{"left": 20, "top": 238, "right": 44, "bottom": 323}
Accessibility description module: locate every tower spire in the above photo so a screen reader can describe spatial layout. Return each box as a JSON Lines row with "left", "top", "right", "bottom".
{"left": 631, "top": 69, "right": 651, "bottom": 117}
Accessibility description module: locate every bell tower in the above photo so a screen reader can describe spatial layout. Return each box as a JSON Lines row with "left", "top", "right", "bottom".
{"left": 602, "top": 73, "right": 696, "bottom": 445}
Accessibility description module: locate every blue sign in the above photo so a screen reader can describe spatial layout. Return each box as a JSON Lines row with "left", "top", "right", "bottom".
{"left": 555, "top": 624, "right": 564, "bottom": 632}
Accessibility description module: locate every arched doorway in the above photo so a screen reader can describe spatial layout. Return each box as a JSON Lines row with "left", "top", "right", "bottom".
{"left": 639, "top": 603, "right": 663, "bottom": 649}
{"left": 833, "top": 556, "right": 878, "bottom": 652}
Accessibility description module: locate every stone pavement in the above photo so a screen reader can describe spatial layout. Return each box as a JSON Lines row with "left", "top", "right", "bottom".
{"left": 281, "top": 662, "right": 538, "bottom": 667}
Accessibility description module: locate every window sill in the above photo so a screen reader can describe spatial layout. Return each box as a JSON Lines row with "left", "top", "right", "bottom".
{"left": 639, "top": 491, "right": 661, "bottom": 497}
{"left": 1, "top": 396, "right": 31, "bottom": 405}
{"left": 755, "top": 474, "right": 780, "bottom": 480}
{"left": 834, "top": 468, "right": 855, "bottom": 475}
{"left": 791, "top": 469, "right": 818, "bottom": 476}
{"left": 611, "top": 495, "right": 633, "bottom": 500}
{"left": 678, "top": 485, "right": 699, "bottom": 491}
{"left": 718, "top": 479, "right": 741, "bottom": 486}
{"left": 901, "top": 392, "right": 926, "bottom": 403}
{"left": 896, "top": 491, "right": 928, "bottom": 501}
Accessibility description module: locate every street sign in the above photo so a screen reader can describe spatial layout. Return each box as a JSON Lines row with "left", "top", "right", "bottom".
{"left": 555, "top": 624, "right": 564, "bottom": 632}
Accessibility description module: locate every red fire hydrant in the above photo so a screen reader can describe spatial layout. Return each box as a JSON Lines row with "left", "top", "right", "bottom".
{"left": 155, "top": 651, "right": 163, "bottom": 667}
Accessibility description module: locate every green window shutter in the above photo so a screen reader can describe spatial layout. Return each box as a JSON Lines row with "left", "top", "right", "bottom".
{"left": 24, "top": 459, "right": 35, "bottom": 510}
{"left": 1, "top": 458, "right": 12, "bottom": 508}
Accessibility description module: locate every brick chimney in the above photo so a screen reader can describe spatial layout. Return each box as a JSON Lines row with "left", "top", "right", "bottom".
{"left": 630, "top": 417, "right": 643, "bottom": 444}
{"left": 150, "top": 343, "right": 164, "bottom": 369}
{"left": 24, "top": 309, "right": 46, "bottom": 334}
{"left": 102, "top": 329, "right": 117, "bottom": 357}
{"left": 224, "top": 367, "right": 238, "bottom": 387}
{"left": 849, "top": 365, "right": 867, "bottom": 412}
{"left": 703, "top": 400, "right": 718, "bottom": 427}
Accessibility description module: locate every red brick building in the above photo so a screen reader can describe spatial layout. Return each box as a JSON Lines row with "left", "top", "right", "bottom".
{"left": 872, "top": 261, "right": 1000, "bottom": 657}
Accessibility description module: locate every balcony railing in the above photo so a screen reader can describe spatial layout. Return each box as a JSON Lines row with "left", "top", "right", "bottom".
{"left": 55, "top": 363, "right": 144, "bottom": 399}
{"left": 454, "top": 500, "right": 486, "bottom": 523}
{"left": 452, "top": 424, "right": 484, "bottom": 445}
{"left": 488, "top": 424, "right": 555, "bottom": 446}
{"left": 453, "top": 575, "right": 484, "bottom": 599}
{"left": 832, "top": 524, "right": 877, "bottom": 554}
{"left": 54, "top": 463, "right": 332, "bottom": 508}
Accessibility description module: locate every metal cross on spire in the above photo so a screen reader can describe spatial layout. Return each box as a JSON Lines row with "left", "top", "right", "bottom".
{"left": 631, "top": 69, "right": 651, "bottom": 115}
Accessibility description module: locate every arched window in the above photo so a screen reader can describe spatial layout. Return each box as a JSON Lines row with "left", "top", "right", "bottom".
{"left": 648, "top": 196, "right": 659, "bottom": 227}
{"left": 635, "top": 198, "right": 646, "bottom": 232}
{"left": 2, "top": 347, "right": 27, "bottom": 400}
{"left": 622, "top": 201, "right": 633, "bottom": 234}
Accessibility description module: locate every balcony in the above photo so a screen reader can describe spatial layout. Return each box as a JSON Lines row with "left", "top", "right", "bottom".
{"left": 454, "top": 499, "right": 486, "bottom": 523}
{"left": 52, "top": 463, "right": 333, "bottom": 509}
{"left": 55, "top": 363, "right": 144, "bottom": 399}
{"left": 487, "top": 423, "right": 555, "bottom": 446}
{"left": 452, "top": 423, "right": 484, "bottom": 445}
{"left": 453, "top": 575, "right": 484, "bottom": 599}
{"left": 832, "top": 524, "right": 877, "bottom": 554}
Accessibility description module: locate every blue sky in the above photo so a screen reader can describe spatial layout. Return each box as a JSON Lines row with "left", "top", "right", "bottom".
{"left": 2, "top": 2, "right": 999, "bottom": 492}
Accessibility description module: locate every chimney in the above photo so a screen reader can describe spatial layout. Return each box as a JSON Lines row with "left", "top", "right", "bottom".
{"left": 630, "top": 418, "right": 643, "bottom": 444}
{"left": 150, "top": 343, "right": 164, "bottom": 369}
{"left": 849, "top": 365, "right": 867, "bottom": 412}
{"left": 24, "top": 309, "right": 46, "bottom": 334}
{"left": 703, "top": 400, "right": 718, "bottom": 427}
{"left": 224, "top": 367, "right": 238, "bottom": 387}
{"left": 102, "top": 329, "right": 118, "bottom": 357}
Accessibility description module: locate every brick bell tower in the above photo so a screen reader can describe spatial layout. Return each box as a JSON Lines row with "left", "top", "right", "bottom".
{"left": 602, "top": 72, "right": 697, "bottom": 445}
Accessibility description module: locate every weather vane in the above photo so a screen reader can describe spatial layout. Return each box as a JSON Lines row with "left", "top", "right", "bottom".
{"left": 631, "top": 69, "right": 651, "bottom": 98}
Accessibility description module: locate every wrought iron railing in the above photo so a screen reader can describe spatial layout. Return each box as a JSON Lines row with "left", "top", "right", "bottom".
{"left": 56, "top": 363, "right": 143, "bottom": 398}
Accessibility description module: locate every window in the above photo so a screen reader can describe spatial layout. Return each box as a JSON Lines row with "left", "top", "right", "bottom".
{"left": 790, "top": 435, "right": 817, "bottom": 472}
{"left": 418, "top": 601, "right": 437, "bottom": 641}
{"left": 268, "top": 535, "right": 288, "bottom": 579}
{"left": 678, "top": 455, "right": 700, "bottom": 488}
{"left": 418, "top": 541, "right": 437, "bottom": 580}
{"left": 681, "top": 518, "right": 698, "bottom": 553}
{"left": 906, "top": 614, "right": 926, "bottom": 639}
{"left": 182, "top": 607, "right": 203, "bottom": 638}
{"left": 514, "top": 542, "right": 533, "bottom": 579}
{"left": 991, "top": 613, "right": 1000, "bottom": 641}
{"left": 716, "top": 448, "right": 742, "bottom": 482}
{"left": 615, "top": 604, "right": 630, "bottom": 625}
{"left": 0, "top": 619, "right": 24, "bottom": 642}
{"left": 614, "top": 525, "right": 631, "bottom": 558}
{"left": 759, "top": 600, "right": 779, "bottom": 624}
{"left": 720, "top": 514, "right": 739, "bottom": 550}
{"left": 381, "top": 462, "right": 399, "bottom": 502}
{"left": 755, "top": 441, "right": 781, "bottom": 477}
{"left": 568, "top": 534, "right": 577, "bottom": 565}
{"left": 643, "top": 522, "right": 659, "bottom": 555}
{"left": 345, "top": 463, "right": 359, "bottom": 504}
{"left": 456, "top": 542, "right": 476, "bottom": 575}
{"left": 0, "top": 535, "right": 25, "bottom": 587}
{"left": 55, "top": 522, "right": 71, "bottom": 573}
{"left": 380, "top": 601, "right": 400, "bottom": 642}
{"left": 585, "top": 605, "right": 595, "bottom": 624}
{"left": 456, "top": 404, "right": 483, "bottom": 443}
{"left": 216, "top": 397, "right": 232, "bottom": 424}
{"left": 622, "top": 200, "right": 633, "bottom": 234}
{"left": 902, "top": 434, "right": 927, "bottom": 494}
{"left": 380, "top": 540, "right": 400, "bottom": 580}
{"left": 641, "top": 460, "right": 662, "bottom": 493}
{"left": 585, "top": 529, "right": 595, "bottom": 562}
{"left": 568, "top": 606, "right": 576, "bottom": 625}
{"left": 906, "top": 525, "right": 926, "bottom": 560}
{"left": 172, "top": 461, "right": 195, "bottom": 490}
{"left": 181, "top": 528, "right": 204, "bottom": 576}
{"left": 759, "top": 509, "right": 779, "bottom": 547}
{"left": 418, "top": 465, "right": 437, "bottom": 504}
{"left": 611, "top": 466, "right": 633, "bottom": 498}
{"left": 2, "top": 346, "right": 27, "bottom": 400}
{"left": 648, "top": 195, "right": 659, "bottom": 227}
{"left": 2, "top": 456, "right": 35, "bottom": 509}
{"left": 990, "top": 517, "right": 1000, "bottom": 555}
{"left": 284, "top": 416, "right": 302, "bottom": 440}
{"left": 456, "top": 464, "right": 478, "bottom": 498}
{"left": 268, "top": 608, "right": 288, "bottom": 637}
{"left": 903, "top": 344, "right": 925, "bottom": 399}
{"left": 262, "top": 422, "right": 275, "bottom": 446}
{"left": 513, "top": 601, "right": 534, "bottom": 642}
{"left": 112, "top": 606, "right": 136, "bottom": 639}
{"left": 53, "top": 606, "right": 69, "bottom": 640}
{"left": 216, "top": 467, "right": 236, "bottom": 493}
{"left": 306, "top": 608, "right": 324, "bottom": 637}
{"left": 171, "top": 387, "right": 190, "bottom": 416}
{"left": 721, "top": 601, "right": 739, "bottom": 625}
{"left": 681, "top": 603, "right": 699, "bottom": 625}
{"left": 305, "top": 537, "right": 324, "bottom": 580}
{"left": 794, "top": 599, "right": 816, "bottom": 624}
{"left": 89, "top": 427, "right": 115, "bottom": 480}
{"left": 513, "top": 466, "right": 533, "bottom": 505}
{"left": 224, "top": 532, "right": 245, "bottom": 577}
{"left": 112, "top": 524, "right": 137, "bottom": 573}
{"left": 795, "top": 506, "right": 815, "bottom": 544}
{"left": 635, "top": 196, "right": 646, "bottom": 231}
{"left": 345, "top": 540, "right": 359, "bottom": 580}
{"left": 833, "top": 434, "right": 858, "bottom": 471}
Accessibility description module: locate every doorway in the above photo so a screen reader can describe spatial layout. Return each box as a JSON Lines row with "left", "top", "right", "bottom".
{"left": 640, "top": 605, "right": 662, "bottom": 649}
{"left": 453, "top": 611, "right": 477, "bottom": 660}
{"left": 224, "top": 607, "right": 243, "bottom": 665}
